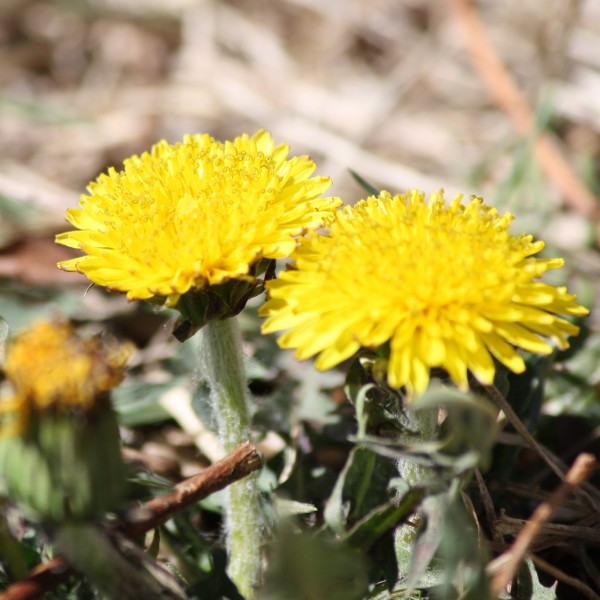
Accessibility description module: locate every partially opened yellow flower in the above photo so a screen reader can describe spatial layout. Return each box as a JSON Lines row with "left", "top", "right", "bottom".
{"left": 260, "top": 189, "right": 589, "bottom": 396}
{"left": 1, "top": 319, "right": 128, "bottom": 432}
{"left": 56, "top": 131, "right": 340, "bottom": 307}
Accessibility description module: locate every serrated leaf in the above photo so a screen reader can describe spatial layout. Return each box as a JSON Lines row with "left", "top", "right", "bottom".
{"left": 519, "top": 559, "right": 557, "bottom": 600}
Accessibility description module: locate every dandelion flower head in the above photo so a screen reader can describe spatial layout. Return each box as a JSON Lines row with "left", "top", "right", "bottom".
{"left": 1, "top": 320, "right": 129, "bottom": 430}
{"left": 260, "top": 190, "right": 588, "bottom": 395}
{"left": 56, "top": 131, "right": 340, "bottom": 306}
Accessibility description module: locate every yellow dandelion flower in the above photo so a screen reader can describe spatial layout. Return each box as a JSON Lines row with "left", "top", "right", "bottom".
{"left": 56, "top": 131, "right": 340, "bottom": 306}
{"left": 1, "top": 320, "right": 129, "bottom": 431}
{"left": 260, "top": 189, "right": 589, "bottom": 396}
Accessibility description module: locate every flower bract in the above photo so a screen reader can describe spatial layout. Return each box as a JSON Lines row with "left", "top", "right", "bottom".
{"left": 260, "top": 189, "right": 589, "bottom": 395}
{"left": 56, "top": 131, "right": 340, "bottom": 306}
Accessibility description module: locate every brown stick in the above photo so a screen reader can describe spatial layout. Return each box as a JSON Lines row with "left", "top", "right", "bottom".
{"left": 489, "top": 452, "right": 597, "bottom": 597}
{"left": 447, "top": 0, "right": 599, "bottom": 220}
{"left": 0, "top": 559, "right": 71, "bottom": 600}
{"left": 118, "top": 441, "right": 262, "bottom": 538}
{"left": 0, "top": 442, "right": 263, "bottom": 600}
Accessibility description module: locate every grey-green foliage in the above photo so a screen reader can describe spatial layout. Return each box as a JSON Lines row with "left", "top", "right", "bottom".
{"left": 260, "top": 524, "right": 369, "bottom": 600}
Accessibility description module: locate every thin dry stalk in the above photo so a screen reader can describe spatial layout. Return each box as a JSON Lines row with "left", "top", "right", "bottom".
{"left": 488, "top": 452, "right": 596, "bottom": 597}
{"left": 447, "top": 0, "right": 599, "bottom": 223}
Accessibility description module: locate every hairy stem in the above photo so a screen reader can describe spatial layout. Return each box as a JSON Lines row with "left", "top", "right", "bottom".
{"left": 198, "top": 318, "right": 262, "bottom": 599}
{"left": 397, "top": 406, "right": 437, "bottom": 486}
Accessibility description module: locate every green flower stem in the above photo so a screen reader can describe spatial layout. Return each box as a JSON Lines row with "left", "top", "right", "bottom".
{"left": 395, "top": 406, "right": 437, "bottom": 549}
{"left": 199, "top": 317, "right": 261, "bottom": 599}
{"left": 397, "top": 406, "right": 437, "bottom": 485}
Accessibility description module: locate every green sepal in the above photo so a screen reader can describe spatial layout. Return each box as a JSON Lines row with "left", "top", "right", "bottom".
{"left": 173, "top": 258, "right": 276, "bottom": 342}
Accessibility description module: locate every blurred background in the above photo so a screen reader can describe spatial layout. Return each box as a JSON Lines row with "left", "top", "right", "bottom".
{"left": 2, "top": 0, "right": 600, "bottom": 294}
{"left": 1, "top": 0, "right": 599, "bottom": 461}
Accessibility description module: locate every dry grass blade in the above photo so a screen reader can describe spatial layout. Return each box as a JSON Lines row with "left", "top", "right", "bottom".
{"left": 447, "top": 0, "right": 599, "bottom": 223}
{"left": 485, "top": 384, "right": 599, "bottom": 511}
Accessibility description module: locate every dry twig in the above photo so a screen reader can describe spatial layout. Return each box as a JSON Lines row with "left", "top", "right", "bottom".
{"left": 488, "top": 452, "right": 597, "bottom": 597}
{"left": 119, "top": 441, "right": 262, "bottom": 539}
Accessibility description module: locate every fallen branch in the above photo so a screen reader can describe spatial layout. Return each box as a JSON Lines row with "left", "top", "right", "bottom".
{"left": 118, "top": 441, "right": 262, "bottom": 539}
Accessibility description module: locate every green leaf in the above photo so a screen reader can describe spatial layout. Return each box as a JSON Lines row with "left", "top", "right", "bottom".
{"left": 324, "top": 446, "right": 398, "bottom": 534}
{"left": 274, "top": 498, "right": 317, "bottom": 516}
{"left": 112, "top": 381, "right": 173, "bottom": 427}
{"left": 260, "top": 525, "right": 369, "bottom": 600}
{"left": 396, "top": 491, "right": 492, "bottom": 600}
{"left": 415, "top": 385, "right": 499, "bottom": 470}
{"left": 0, "top": 283, "right": 85, "bottom": 331}
{"left": 344, "top": 489, "right": 424, "bottom": 551}
{"left": 402, "top": 495, "right": 448, "bottom": 590}
{"left": 354, "top": 385, "right": 498, "bottom": 484}
{"left": 518, "top": 560, "right": 557, "bottom": 600}
{"left": 0, "top": 514, "right": 32, "bottom": 581}
{"left": 345, "top": 356, "right": 405, "bottom": 437}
